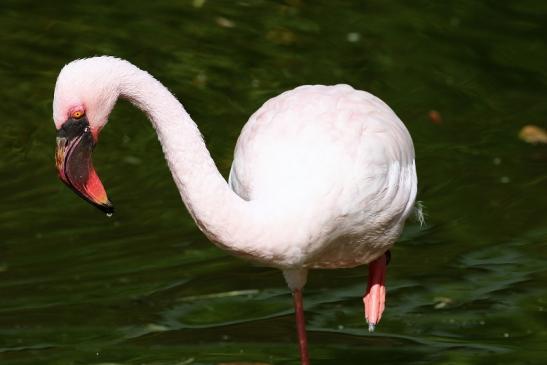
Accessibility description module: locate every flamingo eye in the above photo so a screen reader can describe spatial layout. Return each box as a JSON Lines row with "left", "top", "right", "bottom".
{"left": 71, "top": 110, "right": 84, "bottom": 119}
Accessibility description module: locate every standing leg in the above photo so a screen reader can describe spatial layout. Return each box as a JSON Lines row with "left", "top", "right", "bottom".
{"left": 283, "top": 269, "right": 310, "bottom": 365}
{"left": 293, "top": 288, "right": 310, "bottom": 365}
{"left": 363, "top": 251, "right": 389, "bottom": 332}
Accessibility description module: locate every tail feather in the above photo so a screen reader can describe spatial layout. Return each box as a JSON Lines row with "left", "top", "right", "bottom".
{"left": 414, "top": 200, "right": 426, "bottom": 226}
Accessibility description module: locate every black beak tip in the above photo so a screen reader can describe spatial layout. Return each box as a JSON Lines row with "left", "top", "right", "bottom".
{"left": 97, "top": 201, "right": 115, "bottom": 215}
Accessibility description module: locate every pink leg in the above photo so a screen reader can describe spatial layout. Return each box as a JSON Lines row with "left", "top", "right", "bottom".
{"left": 363, "top": 253, "right": 388, "bottom": 332}
{"left": 293, "top": 288, "right": 310, "bottom": 365}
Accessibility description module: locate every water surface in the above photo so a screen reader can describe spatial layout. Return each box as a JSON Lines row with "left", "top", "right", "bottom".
{"left": 1, "top": 1, "right": 546, "bottom": 364}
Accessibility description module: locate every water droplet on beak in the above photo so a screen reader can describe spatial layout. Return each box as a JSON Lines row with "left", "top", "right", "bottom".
{"left": 106, "top": 212, "right": 113, "bottom": 218}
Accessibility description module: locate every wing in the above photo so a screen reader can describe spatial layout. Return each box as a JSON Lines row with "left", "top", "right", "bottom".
{"left": 229, "top": 85, "right": 417, "bottom": 266}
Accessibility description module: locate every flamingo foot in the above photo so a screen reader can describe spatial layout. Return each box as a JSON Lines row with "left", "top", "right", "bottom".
{"left": 363, "top": 252, "right": 389, "bottom": 332}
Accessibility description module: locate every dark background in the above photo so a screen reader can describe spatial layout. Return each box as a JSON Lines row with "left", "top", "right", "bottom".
{"left": 1, "top": 1, "right": 546, "bottom": 364}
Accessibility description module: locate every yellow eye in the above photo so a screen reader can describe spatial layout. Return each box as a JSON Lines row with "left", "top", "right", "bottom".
{"left": 71, "top": 110, "right": 84, "bottom": 119}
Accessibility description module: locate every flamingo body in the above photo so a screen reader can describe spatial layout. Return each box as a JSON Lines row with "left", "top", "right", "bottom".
{"left": 52, "top": 57, "right": 418, "bottom": 364}
{"left": 229, "top": 84, "right": 416, "bottom": 269}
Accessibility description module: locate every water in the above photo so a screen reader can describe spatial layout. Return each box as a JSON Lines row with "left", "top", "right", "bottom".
{"left": 1, "top": 1, "right": 546, "bottom": 364}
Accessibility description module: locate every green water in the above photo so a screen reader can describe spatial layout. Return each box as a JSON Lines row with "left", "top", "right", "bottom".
{"left": 1, "top": 1, "right": 546, "bottom": 364}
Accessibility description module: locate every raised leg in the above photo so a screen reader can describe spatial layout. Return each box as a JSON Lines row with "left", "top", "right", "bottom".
{"left": 293, "top": 288, "right": 310, "bottom": 365}
{"left": 363, "top": 251, "right": 389, "bottom": 332}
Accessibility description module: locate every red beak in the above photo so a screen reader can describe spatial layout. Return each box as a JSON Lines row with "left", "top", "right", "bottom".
{"left": 55, "top": 117, "right": 113, "bottom": 214}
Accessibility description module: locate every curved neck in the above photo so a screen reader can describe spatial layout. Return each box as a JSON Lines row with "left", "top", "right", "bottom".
{"left": 118, "top": 67, "right": 256, "bottom": 253}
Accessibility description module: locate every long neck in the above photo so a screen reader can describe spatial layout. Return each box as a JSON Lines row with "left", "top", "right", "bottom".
{"left": 118, "top": 66, "right": 260, "bottom": 257}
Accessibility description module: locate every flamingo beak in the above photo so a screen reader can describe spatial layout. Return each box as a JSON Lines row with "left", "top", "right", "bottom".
{"left": 55, "top": 117, "right": 114, "bottom": 214}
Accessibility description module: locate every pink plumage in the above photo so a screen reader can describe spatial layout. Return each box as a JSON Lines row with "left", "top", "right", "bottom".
{"left": 53, "top": 56, "right": 418, "bottom": 365}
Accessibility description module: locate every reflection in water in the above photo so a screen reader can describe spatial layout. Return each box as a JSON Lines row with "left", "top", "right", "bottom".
{"left": 0, "top": 1, "right": 546, "bottom": 364}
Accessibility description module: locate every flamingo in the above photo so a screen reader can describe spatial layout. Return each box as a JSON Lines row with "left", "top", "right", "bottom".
{"left": 53, "top": 56, "right": 418, "bottom": 365}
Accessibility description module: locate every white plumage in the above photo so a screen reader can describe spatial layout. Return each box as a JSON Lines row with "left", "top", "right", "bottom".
{"left": 229, "top": 84, "right": 416, "bottom": 270}
{"left": 53, "top": 57, "right": 417, "bottom": 364}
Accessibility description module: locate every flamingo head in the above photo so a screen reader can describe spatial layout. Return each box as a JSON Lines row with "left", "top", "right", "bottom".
{"left": 53, "top": 57, "right": 122, "bottom": 214}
